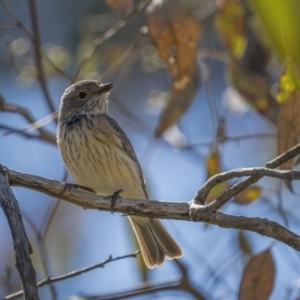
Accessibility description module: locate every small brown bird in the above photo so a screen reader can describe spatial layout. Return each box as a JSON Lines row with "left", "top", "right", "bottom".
{"left": 57, "top": 80, "right": 182, "bottom": 268}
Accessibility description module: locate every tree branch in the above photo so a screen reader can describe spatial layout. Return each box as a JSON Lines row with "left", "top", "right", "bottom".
{"left": 0, "top": 95, "right": 56, "bottom": 144}
{"left": 0, "top": 124, "right": 49, "bottom": 142}
{"left": 27, "top": 0, "right": 57, "bottom": 114}
{"left": 195, "top": 142, "right": 300, "bottom": 209}
{"left": 62, "top": 261, "right": 206, "bottom": 300}
{"left": 4, "top": 162, "right": 300, "bottom": 253}
{"left": 5, "top": 251, "right": 140, "bottom": 300}
{"left": 0, "top": 165, "right": 39, "bottom": 300}
{"left": 1, "top": 0, "right": 72, "bottom": 80}
{"left": 197, "top": 167, "right": 300, "bottom": 202}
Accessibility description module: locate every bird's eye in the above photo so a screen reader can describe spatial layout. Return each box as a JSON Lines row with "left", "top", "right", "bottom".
{"left": 78, "top": 92, "right": 87, "bottom": 99}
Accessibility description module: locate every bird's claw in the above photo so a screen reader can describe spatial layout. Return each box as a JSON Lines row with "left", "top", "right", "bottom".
{"left": 105, "top": 189, "right": 123, "bottom": 214}
{"left": 62, "top": 182, "right": 75, "bottom": 193}
{"left": 62, "top": 183, "right": 95, "bottom": 194}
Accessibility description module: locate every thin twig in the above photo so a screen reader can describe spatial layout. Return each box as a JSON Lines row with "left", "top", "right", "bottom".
{"left": 1, "top": 0, "right": 72, "bottom": 79}
{"left": 276, "top": 181, "right": 289, "bottom": 228}
{"left": 0, "top": 124, "right": 53, "bottom": 143}
{"left": 196, "top": 167, "right": 300, "bottom": 202}
{"left": 77, "top": 261, "right": 206, "bottom": 300}
{"left": 21, "top": 211, "right": 57, "bottom": 300}
{"left": 0, "top": 22, "right": 19, "bottom": 28}
{"left": 0, "top": 95, "right": 56, "bottom": 144}
{"left": 5, "top": 251, "right": 141, "bottom": 300}
{"left": 195, "top": 142, "right": 300, "bottom": 209}
{"left": 100, "top": 33, "right": 144, "bottom": 81}
{"left": 41, "top": 170, "right": 68, "bottom": 238}
{"left": 73, "top": 0, "right": 151, "bottom": 81}
{"left": 27, "top": 0, "right": 57, "bottom": 114}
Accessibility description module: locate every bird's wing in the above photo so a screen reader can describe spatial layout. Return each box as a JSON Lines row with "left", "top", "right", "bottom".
{"left": 102, "top": 114, "right": 149, "bottom": 199}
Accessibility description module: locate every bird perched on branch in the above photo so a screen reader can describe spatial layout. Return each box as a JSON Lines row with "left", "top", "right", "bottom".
{"left": 57, "top": 80, "right": 182, "bottom": 268}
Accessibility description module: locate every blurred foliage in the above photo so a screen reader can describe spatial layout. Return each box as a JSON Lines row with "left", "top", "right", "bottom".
{"left": 234, "top": 186, "right": 262, "bottom": 204}
{"left": 252, "top": 0, "right": 300, "bottom": 63}
{"left": 277, "top": 59, "right": 300, "bottom": 169}
{"left": 105, "top": 0, "right": 133, "bottom": 16}
{"left": 237, "top": 230, "right": 252, "bottom": 257}
{"left": 215, "top": 0, "right": 246, "bottom": 59}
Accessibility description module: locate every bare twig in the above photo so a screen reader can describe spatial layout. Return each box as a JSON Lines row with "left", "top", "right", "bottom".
{"left": 195, "top": 142, "right": 300, "bottom": 209}
{"left": 20, "top": 111, "right": 58, "bottom": 136}
{"left": 225, "top": 133, "right": 276, "bottom": 142}
{"left": 0, "top": 22, "right": 19, "bottom": 28}
{"left": 73, "top": 0, "right": 151, "bottom": 81}
{"left": 0, "top": 95, "right": 56, "bottom": 144}
{"left": 0, "top": 165, "right": 39, "bottom": 300}
{"left": 276, "top": 181, "right": 289, "bottom": 228}
{"left": 197, "top": 167, "right": 300, "bottom": 202}
{"left": 100, "top": 33, "right": 144, "bottom": 81}
{"left": 21, "top": 212, "right": 57, "bottom": 300}
{"left": 1, "top": 0, "right": 71, "bottom": 79}
{"left": 5, "top": 251, "right": 140, "bottom": 300}
{"left": 0, "top": 124, "right": 50, "bottom": 142}
{"left": 41, "top": 170, "right": 68, "bottom": 238}
{"left": 68, "top": 261, "right": 206, "bottom": 300}
{"left": 27, "top": 0, "right": 56, "bottom": 114}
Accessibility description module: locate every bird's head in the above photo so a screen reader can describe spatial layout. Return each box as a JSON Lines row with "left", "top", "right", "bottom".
{"left": 58, "top": 80, "right": 113, "bottom": 123}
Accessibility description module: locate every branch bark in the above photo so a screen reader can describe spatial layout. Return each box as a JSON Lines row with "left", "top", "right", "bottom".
{"left": 4, "top": 163, "right": 300, "bottom": 253}
{"left": 197, "top": 142, "right": 300, "bottom": 209}
{"left": 0, "top": 165, "right": 39, "bottom": 300}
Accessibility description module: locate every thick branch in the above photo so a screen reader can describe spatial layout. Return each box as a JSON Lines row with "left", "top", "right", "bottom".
{"left": 0, "top": 165, "right": 39, "bottom": 300}
{"left": 5, "top": 164, "right": 300, "bottom": 253}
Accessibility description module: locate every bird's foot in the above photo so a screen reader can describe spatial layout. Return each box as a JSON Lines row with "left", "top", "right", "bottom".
{"left": 105, "top": 189, "right": 123, "bottom": 214}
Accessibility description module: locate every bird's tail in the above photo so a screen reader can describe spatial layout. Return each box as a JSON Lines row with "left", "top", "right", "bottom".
{"left": 129, "top": 216, "right": 183, "bottom": 268}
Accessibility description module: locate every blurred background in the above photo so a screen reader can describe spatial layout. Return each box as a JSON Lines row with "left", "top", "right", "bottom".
{"left": 1, "top": 0, "right": 300, "bottom": 299}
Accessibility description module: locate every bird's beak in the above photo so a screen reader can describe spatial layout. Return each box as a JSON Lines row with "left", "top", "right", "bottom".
{"left": 98, "top": 83, "right": 114, "bottom": 93}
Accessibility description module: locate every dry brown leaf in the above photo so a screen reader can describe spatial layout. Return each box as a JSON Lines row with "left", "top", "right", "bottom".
{"left": 146, "top": 0, "right": 201, "bottom": 135}
{"left": 238, "top": 248, "right": 275, "bottom": 300}
{"left": 155, "top": 70, "right": 199, "bottom": 136}
{"left": 277, "top": 62, "right": 300, "bottom": 169}
{"left": 234, "top": 186, "right": 262, "bottom": 205}
{"left": 277, "top": 91, "right": 300, "bottom": 169}
{"left": 146, "top": 0, "right": 201, "bottom": 79}
{"left": 215, "top": 0, "right": 246, "bottom": 59}
{"left": 105, "top": 0, "right": 133, "bottom": 16}
{"left": 229, "top": 59, "right": 280, "bottom": 124}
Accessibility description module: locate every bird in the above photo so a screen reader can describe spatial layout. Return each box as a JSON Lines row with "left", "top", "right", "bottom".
{"left": 56, "top": 80, "right": 182, "bottom": 268}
